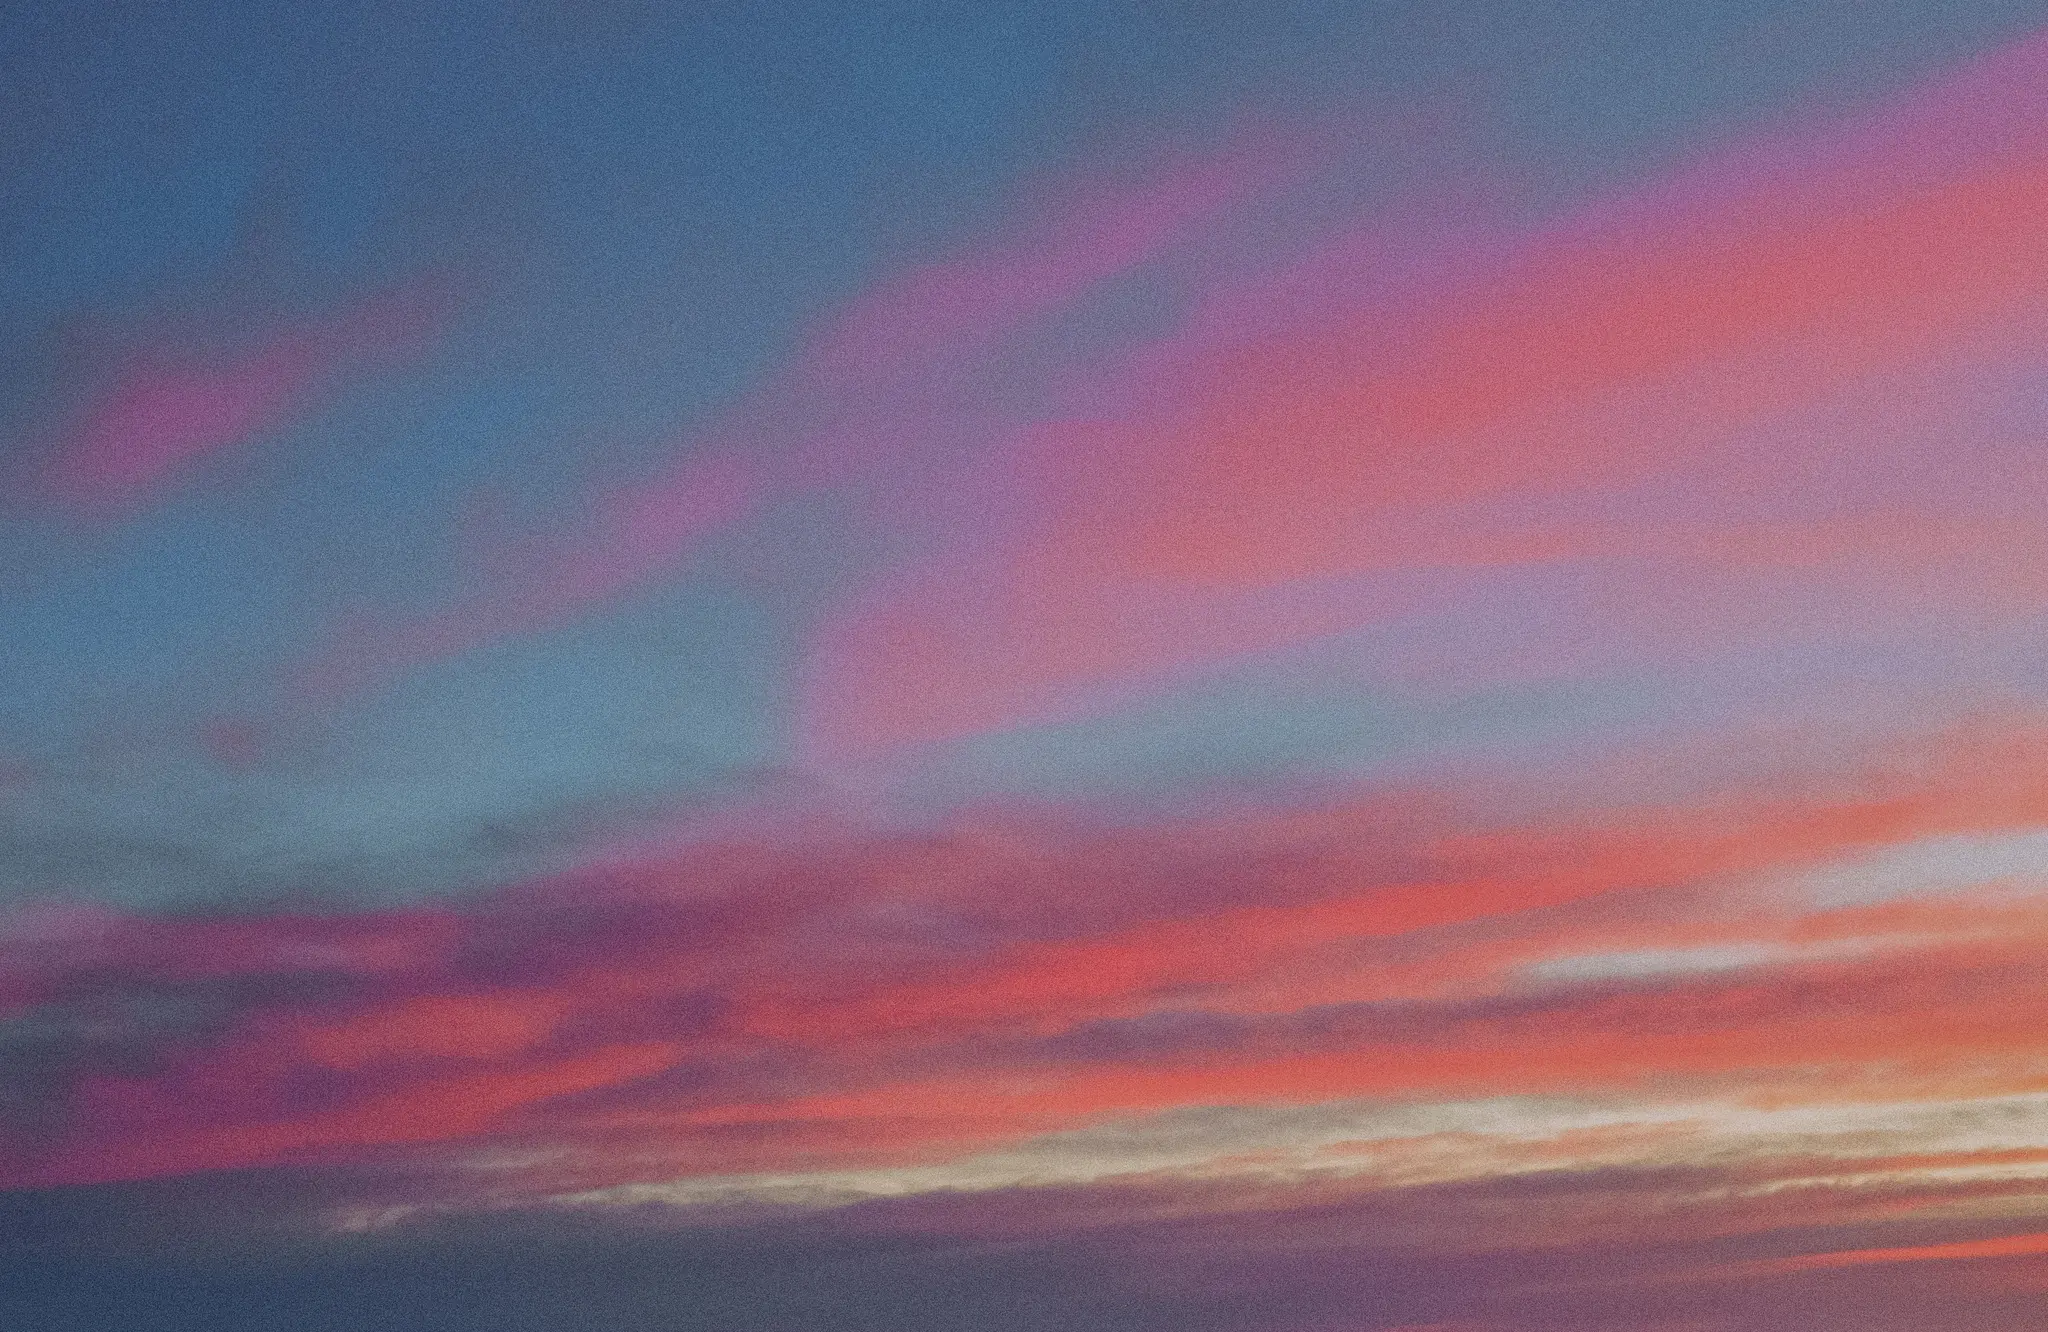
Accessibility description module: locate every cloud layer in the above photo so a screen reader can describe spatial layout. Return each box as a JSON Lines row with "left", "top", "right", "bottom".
{"left": 9, "top": 11, "right": 2048, "bottom": 1330}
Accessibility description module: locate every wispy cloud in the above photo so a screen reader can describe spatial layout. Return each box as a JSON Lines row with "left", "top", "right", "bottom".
{"left": 293, "top": 144, "right": 1277, "bottom": 695}
{"left": 800, "top": 37, "right": 2048, "bottom": 763}
{"left": 9, "top": 719, "right": 2048, "bottom": 1203}
{"left": 39, "top": 287, "right": 444, "bottom": 512}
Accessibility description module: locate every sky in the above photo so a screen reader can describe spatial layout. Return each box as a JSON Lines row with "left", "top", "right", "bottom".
{"left": 8, "top": 1, "right": 2048, "bottom": 1327}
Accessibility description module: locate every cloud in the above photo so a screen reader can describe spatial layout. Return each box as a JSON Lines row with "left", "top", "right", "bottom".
{"left": 292, "top": 143, "right": 1276, "bottom": 694}
{"left": 1732, "top": 1229, "right": 2048, "bottom": 1275}
{"left": 302, "top": 452, "right": 761, "bottom": 698}
{"left": 38, "top": 286, "right": 443, "bottom": 512}
{"left": 8, "top": 1150, "right": 2048, "bottom": 1331}
{"left": 8, "top": 719, "right": 2048, "bottom": 1200}
{"left": 798, "top": 36, "right": 2048, "bottom": 763}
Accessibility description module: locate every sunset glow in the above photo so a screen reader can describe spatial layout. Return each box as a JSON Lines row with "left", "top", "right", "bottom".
{"left": 8, "top": 5, "right": 2048, "bottom": 1329}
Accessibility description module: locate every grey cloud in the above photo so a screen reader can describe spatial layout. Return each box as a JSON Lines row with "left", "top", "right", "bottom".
{"left": 0, "top": 967, "right": 358, "bottom": 1140}
{"left": 6, "top": 1160, "right": 2048, "bottom": 1332}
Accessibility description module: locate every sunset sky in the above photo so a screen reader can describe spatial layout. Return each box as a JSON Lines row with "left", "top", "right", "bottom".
{"left": 9, "top": 2, "right": 2048, "bottom": 1328}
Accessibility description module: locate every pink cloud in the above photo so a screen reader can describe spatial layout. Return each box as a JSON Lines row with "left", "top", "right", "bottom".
{"left": 14, "top": 717, "right": 2048, "bottom": 1194}
{"left": 795, "top": 139, "right": 1286, "bottom": 406}
{"left": 797, "top": 31, "right": 2048, "bottom": 764}
{"left": 295, "top": 146, "right": 1273, "bottom": 693}
{"left": 42, "top": 286, "right": 443, "bottom": 511}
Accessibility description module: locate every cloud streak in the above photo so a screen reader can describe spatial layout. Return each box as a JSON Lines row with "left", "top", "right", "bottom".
{"left": 13, "top": 16, "right": 2048, "bottom": 1332}
{"left": 799, "top": 33, "right": 2048, "bottom": 763}
{"left": 39, "top": 287, "right": 444, "bottom": 512}
{"left": 294, "top": 143, "right": 1279, "bottom": 693}
{"left": 10, "top": 718, "right": 2048, "bottom": 1206}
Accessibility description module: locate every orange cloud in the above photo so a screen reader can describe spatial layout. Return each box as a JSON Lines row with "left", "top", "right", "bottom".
{"left": 1723, "top": 1229, "right": 2048, "bottom": 1277}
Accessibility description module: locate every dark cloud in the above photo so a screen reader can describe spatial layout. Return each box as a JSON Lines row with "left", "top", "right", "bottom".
{"left": 0, "top": 725, "right": 769, "bottom": 913}
{"left": 0, "top": 963, "right": 360, "bottom": 1143}
{"left": 5, "top": 1162, "right": 2048, "bottom": 1331}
